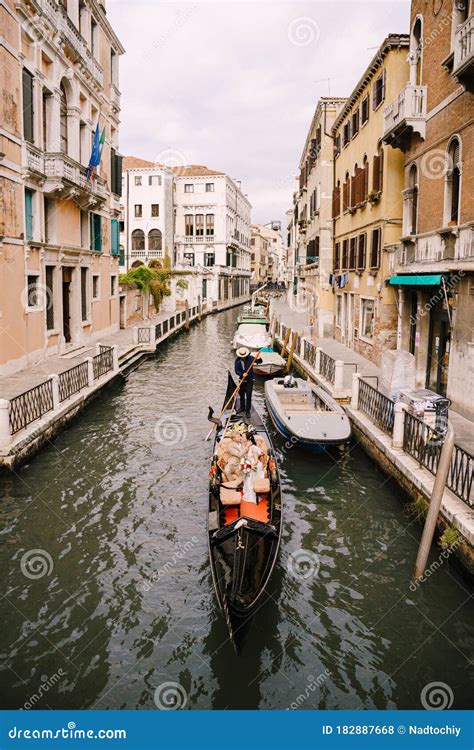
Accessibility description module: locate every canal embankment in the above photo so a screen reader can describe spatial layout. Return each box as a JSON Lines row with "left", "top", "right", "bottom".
{"left": 0, "top": 295, "right": 250, "bottom": 471}
{"left": 270, "top": 300, "right": 474, "bottom": 577}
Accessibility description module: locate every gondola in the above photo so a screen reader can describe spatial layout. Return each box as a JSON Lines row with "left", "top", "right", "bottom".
{"left": 207, "top": 373, "right": 283, "bottom": 645}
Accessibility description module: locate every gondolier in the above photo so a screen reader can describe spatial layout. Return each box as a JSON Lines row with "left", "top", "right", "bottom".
{"left": 235, "top": 348, "right": 262, "bottom": 419}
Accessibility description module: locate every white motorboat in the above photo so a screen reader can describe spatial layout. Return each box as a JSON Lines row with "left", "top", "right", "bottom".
{"left": 232, "top": 323, "right": 272, "bottom": 352}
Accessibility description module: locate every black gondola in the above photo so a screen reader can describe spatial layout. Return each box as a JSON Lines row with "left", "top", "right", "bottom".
{"left": 207, "top": 373, "right": 283, "bottom": 644}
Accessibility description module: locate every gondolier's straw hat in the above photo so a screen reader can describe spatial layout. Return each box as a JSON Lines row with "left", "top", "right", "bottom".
{"left": 237, "top": 347, "right": 249, "bottom": 357}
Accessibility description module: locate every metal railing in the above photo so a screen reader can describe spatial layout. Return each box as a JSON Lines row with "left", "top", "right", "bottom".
{"left": 138, "top": 328, "right": 151, "bottom": 344}
{"left": 59, "top": 361, "right": 88, "bottom": 403}
{"left": 303, "top": 340, "right": 317, "bottom": 369}
{"left": 162, "top": 320, "right": 169, "bottom": 335}
{"left": 403, "top": 412, "right": 473, "bottom": 507}
{"left": 358, "top": 378, "right": 395, "bottom": 435}
{"left": 93, "top": 347, "right": 113, "bottom": 380}
{"left": 9, "top": 380, "right": 54, "bottom": 435}
{"left": 320, "top": 351, "right": 336, "bottom": 384}
{"left": 169, "top": 316, "right": 175, "bottom": 330}
{"left": 155, "top": 323, "right": 162, "bottom": 339}
{"left": 281, "top": 324, "right": 288, "bottom": 342}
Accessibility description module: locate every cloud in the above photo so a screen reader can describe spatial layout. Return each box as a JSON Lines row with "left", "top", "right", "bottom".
{"left": 108, "top": 1, "right": 410, "bottom": 226}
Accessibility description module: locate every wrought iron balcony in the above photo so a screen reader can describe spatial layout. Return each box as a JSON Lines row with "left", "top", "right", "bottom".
{"left": 382, "top": 83, "right": 427, "bottom": 151}
{"left": 453, "top": 15, "right": 474, "bottom": 90}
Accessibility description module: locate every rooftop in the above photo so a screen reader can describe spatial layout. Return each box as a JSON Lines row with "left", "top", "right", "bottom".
{"left": 170, "top": 164, "right": 225, "bottom": 177}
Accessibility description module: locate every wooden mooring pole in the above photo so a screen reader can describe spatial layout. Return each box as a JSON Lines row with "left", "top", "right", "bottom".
{"left": 413, "top": 426, "right": 455, "bottom": 583}
{"left": 280, "top": 327, "right": 291, "bottom": 358}
{"left": 286, "top": 332, "right": 298, "bottom": 373}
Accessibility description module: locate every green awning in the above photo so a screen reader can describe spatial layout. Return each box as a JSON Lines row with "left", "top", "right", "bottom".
{"left": 389, "top": 274, "right": 445, "bottom": 286}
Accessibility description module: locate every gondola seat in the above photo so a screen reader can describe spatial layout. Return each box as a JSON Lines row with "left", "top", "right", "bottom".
{"left": 220, "top": 486, "right": 242, "bottom": 505}
{"left": 253, "top": 477, "right": 270, "bottom": 493}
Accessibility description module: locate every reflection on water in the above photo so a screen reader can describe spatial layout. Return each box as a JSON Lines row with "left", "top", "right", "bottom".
{"left": 0, "top": 307, "right": 472, "bottom": 710}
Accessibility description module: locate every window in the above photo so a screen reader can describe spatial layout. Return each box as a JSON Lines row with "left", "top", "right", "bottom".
{"left": 90, "top": 213, "right": 102, "bottom": 251}
{"left": 204, "top": 252, "right": 215, "bottom": 266}
{"left": 334, "top": 242, "right": 340, "bottom": 270}
{"left": 134, "top": 176, "right": 142, "bottom": 186}
{"left": 183, "top": 252, "right": 194, "bottom": 265}
{"left": 80, "top": 210, "right": 88, "bottom": 248}
{"left": 373, "top": 71, "right": 385, "bottom": 109}
{"left": 42, "top": 89, "right": 51, "bottom": 150}
{"left": 206, "top": 214, "right": 214, "bottom": 236}
{"left": 349, "top": 237, "right": 356, "bottom": 270}
{"left": 361, "top": 94, "right": 369, "bottom": 125}
{"left": 151, "top": 204, "right": 159, "bottom": 217}
{"left": 342, "top": 121, "right": 350, "bottom": 147}
{"left": 24, "top": 188, "right": 34, "bottom": 241}
{"left": 110, "top": 150, "right": 123, "bottom": 196}
{"left": 111, "top": 275, "right": 117, "bottom": 296}
{"left": 205, "top": 183, "right": 214, "bottom": 192}
{"left": 131, "top": 229, "right": 145, "bottom": 251}
{"left": 148, "top": 229, "right": 162, "bottom": 254}
{"left": 336, "top": 295, "right": 343, "bottom": 327}
{"left": 184, "top": 184, "right": 194, "bottom": 193}
{"left": 342, "top": 239, "right": 348, "bottom": 269}
{"left": 91, "top": 17, "right": 98, "bottom": 58}
{"left": 195, "top": 214, "right": 204, "bottom": 236}
{"left": 408, "top": 164, "right": 418, "bottom": 234}
{"left": 59, "top": 82, "right": 68, "bottom": 153}
{"left": 149, "top": 175, "right": 162, "bottom": 186}
{"left": 357, "top": 233, "right": 366, "bottom": 270}
{"left": 92, "top": 274, "right": 99, "bottom": 299}
{"left": 372, "top": 144, "right": 384, "bottom": 192}
{"left": 45, "top": 266, "right": 55, "bottom": 329}
{"left": 111, "top": 219, "right": 120, "bottom": 256}
{"left": 446, "top": 138, "right": 461, "bottom": 224}
{"left": 22, "top": 68, "right": 34, "bottom": 143}
{"left": 343, "top": 173, "right": 350, "bottom": 211}
{"left": 334, "top": 134, "right": 341, "bottom": 157}
{"left": 351, "top": 109, "right": 359, "bottom": 138}
{"left": 360, "top": 298, "right": 375, "bottom": 340}
{"left": 26, "top": 274, "right": 39, "bottom": 307}
{"left": 81, "top": 267, "right": 88, "bottom": 321}
{"left": 370, "top": 228, "right": 381, "bottom": 269}
{"left": 185, "top": 214, "right": 194, "bottom": 237}
{"left": 134, "top": 204, "right": 142, "bottom": 218}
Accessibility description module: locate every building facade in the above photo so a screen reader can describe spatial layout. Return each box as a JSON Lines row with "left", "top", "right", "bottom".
{"left": 119, "top": 156, "right": 174, "bottom": 270}
{"left": 382, "top": 1, "right": 473, "bottom": 416}
{"left": 173, "top": 165, "right": 252, "bottom": 305}
{"left": 0, "top": 0, "right": 124, "bottom": 376}
{"left": 296, "top": 97, "right": 346, "bottom": 338}
{"left": 332, "top": 35, "right": 409, "bottom": 364}
{"left": 250, "top": 224, "right": 269, "bottom": 284}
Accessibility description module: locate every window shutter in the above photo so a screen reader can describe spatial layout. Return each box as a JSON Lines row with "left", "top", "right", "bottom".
{"left": 24, "top": 189, "right": 33, "bottom": 240}
{"left": 372, "top": 154, "right": 380, "bottom": 191}
{"left": 111, "top": 147, "right": 116, "bottom": 193}
{"left": 22, "top": 69, "right": 34, "bottom": 143}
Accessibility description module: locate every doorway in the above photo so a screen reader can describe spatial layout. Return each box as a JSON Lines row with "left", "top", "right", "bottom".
{"left": 62, "top": 267, "right": 72, "bottom": 343}
{"left": 344, "top": 293, "right": 354, "bottom": 348}
{"left": 119, "top": 294, "right": 126, "bottom": 329}
{"left": 426, "top": 305, "right": 451, "bottom": 397}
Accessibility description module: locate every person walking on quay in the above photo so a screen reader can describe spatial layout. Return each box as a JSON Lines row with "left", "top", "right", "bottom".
{"left": 234, "top": 347, "right": 262, "bottom": 420}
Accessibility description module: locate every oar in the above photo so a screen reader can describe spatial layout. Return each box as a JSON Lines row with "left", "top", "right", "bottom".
{"left": 205, "top": 351, "right": 262, "bottom": 441}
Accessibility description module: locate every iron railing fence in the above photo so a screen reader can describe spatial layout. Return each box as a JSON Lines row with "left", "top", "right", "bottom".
{"left": 358, "top": 378, "right": 395, "bottom": 435}
{"left": 320, "top": 350, "right": 336, "bottom": 384}
{"left": 281, "top": 324, "right": 288, "bottom": 342}
{"left": 138, "top": 328, "right": 150, "bottom": 344}
{"left": 303, "top": 340, "right": 317, "bottom": 369}
{"left": 403, "top": 411, "right": 474, "bottom": 507}
{"left": 9, "top": 380, "right": 54, "bottom": 435}
{"left": 162, "top": 320, "right": 169, "bottom": 335}
{"left": 296, "top": 334, "right": 302, "bottom": 355}
{"left": 155, "top": 323, "right": 162, "bottom": 339}
{"left": 59, "top": 362, "right": 89, "bottom": 403}
{"left": 93, "top": 347, "right": 113, "bottom": 380}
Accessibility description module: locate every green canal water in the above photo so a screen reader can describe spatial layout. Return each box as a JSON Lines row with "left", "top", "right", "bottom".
{"left": 0, "top": 306, "right": 472, "bottom": 710}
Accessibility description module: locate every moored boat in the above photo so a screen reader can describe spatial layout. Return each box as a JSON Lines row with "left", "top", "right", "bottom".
{"left": 232, "top": 322, "right": 271, "bottom": 351}
{"left": 207, "top": 374, "right": 283, "bottom": 642}
{"left": 264, "top": 376, "right": 351, "bottom": 451}
{"left": 253, "top": 347, "right": 286, "bottom": 377}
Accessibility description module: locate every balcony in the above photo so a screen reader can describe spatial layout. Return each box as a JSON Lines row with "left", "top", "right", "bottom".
{"left": 110, "top": 83, "right": 121, "bottom": 112}
{"left": 453, "top": 15, "right": 474, "bottom": 90}
{"left": 396, "top": 226, "right": 474, "bottom": 271}
{"left": 382, "top": 83, "right": 427, "bottom": 152}
{"left": 178, "top": 235, "right": 215, "bottom": 244}
{"left": 43, "top": 153, "right": 106, "bottom": 203}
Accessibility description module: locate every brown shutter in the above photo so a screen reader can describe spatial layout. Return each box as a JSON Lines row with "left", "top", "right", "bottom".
{"left": 372, "top": 154, "right": 380, "bottom": 191}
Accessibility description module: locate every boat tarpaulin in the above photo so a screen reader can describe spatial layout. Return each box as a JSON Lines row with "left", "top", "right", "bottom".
{"left": 389, "top": 274, "right": 446, "bottom": 286}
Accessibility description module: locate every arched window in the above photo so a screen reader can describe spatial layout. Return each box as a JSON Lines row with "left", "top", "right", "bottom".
{"left": 148, "top": 229, "right": 162, "bottom": 254}
{"left": 131, "top": 260, "right": 144, "bottom": 268}
{"left": 446, "top": 138, "right": 461, "bottom": 224}
{"left": 411, "top": 18, "right": 423, "bottom": 85}
{"left": 408, "top": 164, "right": 418, "bottom": 235}
{"left": 131, "top": 229, "right": 145, "bottom": 251}
{"left": 59, "top": 82, "right": 68, "bottom": 154}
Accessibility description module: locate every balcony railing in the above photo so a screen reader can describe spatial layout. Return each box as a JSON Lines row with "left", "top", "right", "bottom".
{"left": 453, "top": 15, "right": 474, "bottom": 84}
{"left": 383, "top": 84, "right": 427, "bottom": 150}
{"left": 44, "top": 154, "right": 105, "bottom": 199}
{"left": 110, "top": 83, "right": 121, "bottom": 110}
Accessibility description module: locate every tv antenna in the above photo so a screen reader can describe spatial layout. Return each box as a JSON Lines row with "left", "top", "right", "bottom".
{"left": 314, "top": 78, "right": 332, "bottom": 95}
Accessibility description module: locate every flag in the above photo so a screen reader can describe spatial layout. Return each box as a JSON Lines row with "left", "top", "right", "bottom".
{"left": 98, "top": 127, "right": 106, "bottom": 160}
{"left": 86, "top": 123, "right": 101, "bottom": 183}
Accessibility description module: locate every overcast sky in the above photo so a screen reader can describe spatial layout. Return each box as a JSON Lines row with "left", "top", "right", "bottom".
{"left": 107, "top": 1, "right": 410, "bottom": 227}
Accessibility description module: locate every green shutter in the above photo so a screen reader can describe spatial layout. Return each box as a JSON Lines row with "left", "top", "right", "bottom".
{"left": 111, "top": 219, "right": 120, "bottom": 255}
{"left": 119, "top": 245, "right": 125, "bottom": 265}
{"left": 24, "top": 189, "right": 33, "bottom": 241}
{"left": 91, "top": 213, "right": 102, "bottom": 252}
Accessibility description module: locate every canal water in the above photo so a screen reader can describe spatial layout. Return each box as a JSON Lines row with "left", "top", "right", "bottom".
{"left": 0, "top": 306, "right": 472, "bottom": 711}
